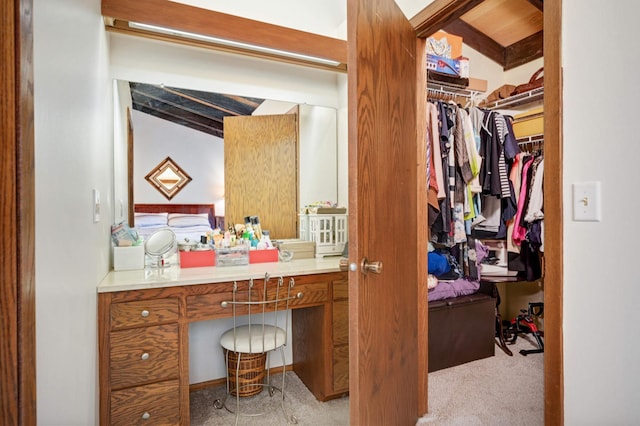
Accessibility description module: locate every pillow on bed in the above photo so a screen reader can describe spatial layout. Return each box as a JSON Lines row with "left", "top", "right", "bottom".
{"left": 168, "top": 213, "right": 210, "bottom": 228}
{"left": 134, "top": 212, "right": 168, "bottom": 227}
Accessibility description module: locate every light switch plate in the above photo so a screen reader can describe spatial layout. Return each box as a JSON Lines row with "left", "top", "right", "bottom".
{"left": 572, "top": 181, "right": 601, "bottom": 222}
{"left": 93, "top": 189, "right": 101, "bottom": 223}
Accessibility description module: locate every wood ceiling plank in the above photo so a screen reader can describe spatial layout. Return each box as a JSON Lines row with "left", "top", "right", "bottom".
{"left": 461, "top": 0, "right": 542, "bottom": 47}
{"left": 411, "top": 0, "right": 486, "bottom": 39}
{"left": 504, "top": 30, "right": 543, "bottom": 70}
{"left": 102, "top": 0, "right": 347, "bottom": 66}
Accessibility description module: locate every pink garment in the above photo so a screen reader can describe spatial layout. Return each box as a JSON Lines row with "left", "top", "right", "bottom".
{"left": 512, "top": 157, "right": 535, "bottom": 246}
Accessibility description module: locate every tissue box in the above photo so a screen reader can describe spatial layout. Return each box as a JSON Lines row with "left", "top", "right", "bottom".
{"left": 249, "top": 248, "right": 279, "bottom": 264}
{"left": 179, "top": 250, "right": 215, "bottom": 268}
{"left": 113, "top": 245, "right": 145, "bottom": 271}
{"left": 427, "top": 54, "right": 462, "bottom": 77}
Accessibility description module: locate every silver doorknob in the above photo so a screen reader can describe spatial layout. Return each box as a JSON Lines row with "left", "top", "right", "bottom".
{"left": 339, "top": 257, "right": 359, "bottom": 272}
{"left": 361, "top": 258, "right": 383, "bottom": 274}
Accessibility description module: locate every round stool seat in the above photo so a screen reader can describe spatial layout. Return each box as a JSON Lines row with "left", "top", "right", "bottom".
{"left": 220, "top": 324, "right": 286, "bottom": 353}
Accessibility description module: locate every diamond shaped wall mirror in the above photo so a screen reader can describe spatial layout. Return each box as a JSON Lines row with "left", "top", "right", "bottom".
{"left": 145, "top": 156, "right": 192, "bottom": 200}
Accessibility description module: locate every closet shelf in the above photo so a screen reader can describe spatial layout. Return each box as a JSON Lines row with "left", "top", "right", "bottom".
{"left": 483, "top": 86, "right": 543, "bottom": 110}
{"left": 427, "top": 78, "right": 481, "bottom": 100}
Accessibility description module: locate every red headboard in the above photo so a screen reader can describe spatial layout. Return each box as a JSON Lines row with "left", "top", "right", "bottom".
{"left": 134, "top": 204, "right": 216, "bottom": 228}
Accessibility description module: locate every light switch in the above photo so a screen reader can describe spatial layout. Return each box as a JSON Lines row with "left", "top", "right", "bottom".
{"left": 93, "top": 189, "right": 101, "bottom": 223}
{"left": 572, "top": 181, "right": 601, "bottom": 222}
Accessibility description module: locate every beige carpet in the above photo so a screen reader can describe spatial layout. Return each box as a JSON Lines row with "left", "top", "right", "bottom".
{"left": 419, "top": 335, "right": 544, "bottom": 425}
{"left": 190, "top": 371, "right": 349, "bottom": 425}
{"left": 191, "top": 336, "right": 543, "bottom": 425}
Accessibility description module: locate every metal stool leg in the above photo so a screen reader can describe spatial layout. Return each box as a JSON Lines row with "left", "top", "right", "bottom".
{"left": 278, "top": 346, "right": 297, "bottom": 424}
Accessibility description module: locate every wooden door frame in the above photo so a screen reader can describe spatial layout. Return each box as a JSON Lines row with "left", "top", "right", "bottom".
{"left": 411, "top": 1, "right": 563, "bottom": 424}
{"left": 2, "top": 1, "right": 561, "bottom": 424}
{"left": 1, "top": 0, "right": 37, "bottom": 424}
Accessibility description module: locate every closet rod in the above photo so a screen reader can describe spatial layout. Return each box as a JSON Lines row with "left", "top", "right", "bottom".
{"left": 516, "top": 134, "right": 544, "bottom": 144}
{"left": 426, "top": 82, "right": 479, "bottom": 99}
{"left": 517, "top": 134, "right": 544, "bottom": 153}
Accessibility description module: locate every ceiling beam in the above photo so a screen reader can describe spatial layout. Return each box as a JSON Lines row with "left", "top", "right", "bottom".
{"left": 527, "top": 0, "right": 544, "bottom": 12}
{"left": 411, "top": 0, "right": 486, "bottom": 39}
{"left": 131, "top": 87, "right": 225, "bottom": 126}
{"left": 504, "top": 30, "right": 543, "bottom": 70}
{"left": 443, "top": 19, "right": 505, "bottom": 67}
{"left": 444, "top": 19, "right": 544, "bottom": 71}
{"left": 161, "top": 87, "right": 247, "bottom": 117}
{"left": 102, "top": 0, "right": 347, "bottom": 70}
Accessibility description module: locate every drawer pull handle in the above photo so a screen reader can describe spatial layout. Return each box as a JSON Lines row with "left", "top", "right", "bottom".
{"left": 141, "top": 412, "right": 151, "bottom": 420}
{"left": 141, "top": 352, "right": 150, "bottom": 361}
{"left": 141, "top": 310, "right": 150, "bottom": 317}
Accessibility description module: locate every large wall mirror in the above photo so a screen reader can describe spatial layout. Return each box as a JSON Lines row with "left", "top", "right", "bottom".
{"left": 111, "top": 33, "right": 348, "bottom": 239}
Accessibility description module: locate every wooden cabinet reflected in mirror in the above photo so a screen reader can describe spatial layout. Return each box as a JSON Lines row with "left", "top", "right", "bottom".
{"left": 224, "top": 113, "right": 298, "bottom": 239}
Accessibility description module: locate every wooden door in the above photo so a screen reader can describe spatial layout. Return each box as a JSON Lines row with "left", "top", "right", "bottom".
{"left": 348, "top": 0, "right": 428, "bottom": 424}
{"left": 224, "top": 114, "right": 298, "bottom": 239}
{"left": 1, "top": 0, "right": 36, "bottom": 424}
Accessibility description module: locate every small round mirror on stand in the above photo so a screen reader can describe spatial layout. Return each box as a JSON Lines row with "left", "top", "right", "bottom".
{"left": 145, "top": 228, "right": 177, "bottom": 268}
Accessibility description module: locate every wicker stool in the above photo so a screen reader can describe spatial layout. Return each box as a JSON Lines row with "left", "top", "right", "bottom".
{"left": 225, "top": 350, "right": 267, "bottom": 397}
{"left": 213, "top": 276, "right": 300, "bottom": 424}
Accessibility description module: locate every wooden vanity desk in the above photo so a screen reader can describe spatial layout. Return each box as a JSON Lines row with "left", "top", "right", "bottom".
{"left": 98, "top": 257, "right": 348, "bottom": 426}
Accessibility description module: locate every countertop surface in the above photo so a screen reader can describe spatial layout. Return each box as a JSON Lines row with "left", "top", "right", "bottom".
{"left": 98, "top": 256, "right": 343, "bottom": 293}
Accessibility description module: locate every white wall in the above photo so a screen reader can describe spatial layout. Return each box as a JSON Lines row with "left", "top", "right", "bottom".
{"left": 172, "top": 0, "right": 347, "bottom": 39}
{"left": 33, "top": 0, "right": 112, "bottom": 424}
{"left": 563, "top": 1, "right": 640, "bottom": 423}
{"left": 132, "top": 110, "right": 226, "bottom": 214}
{"left": 109, "top": 34, "right": 343, "bottom": 110}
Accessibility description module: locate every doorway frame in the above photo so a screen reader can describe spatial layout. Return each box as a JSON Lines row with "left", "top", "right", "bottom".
{"left": 412, "top": 1, "right": 563, "bottom": 424}
{"left": 1, "top": 0, "right": 37, "bottom": 424}
{"left": 4, "top": 0, "right": 562, "bottom": 424}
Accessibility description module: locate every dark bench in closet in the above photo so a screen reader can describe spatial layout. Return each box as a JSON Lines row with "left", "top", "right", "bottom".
{"left": 428, "top": 281, "right": 496, "bottom": 372}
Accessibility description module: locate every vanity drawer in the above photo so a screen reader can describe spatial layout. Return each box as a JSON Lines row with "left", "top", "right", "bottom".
{"left": 110, "top": 323, "right": 179, "bottom": 389}
{"left": 111, "top": 298, "right": 179, "bottom": 330}
{"left": 272, "top": 281, "right": 329, "bottom": 308}
{"left": 110, "top": 379, "right": 180, "bottom": 426}
{"left": 187, "top": 281, "right": 329, "bottom": 320}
